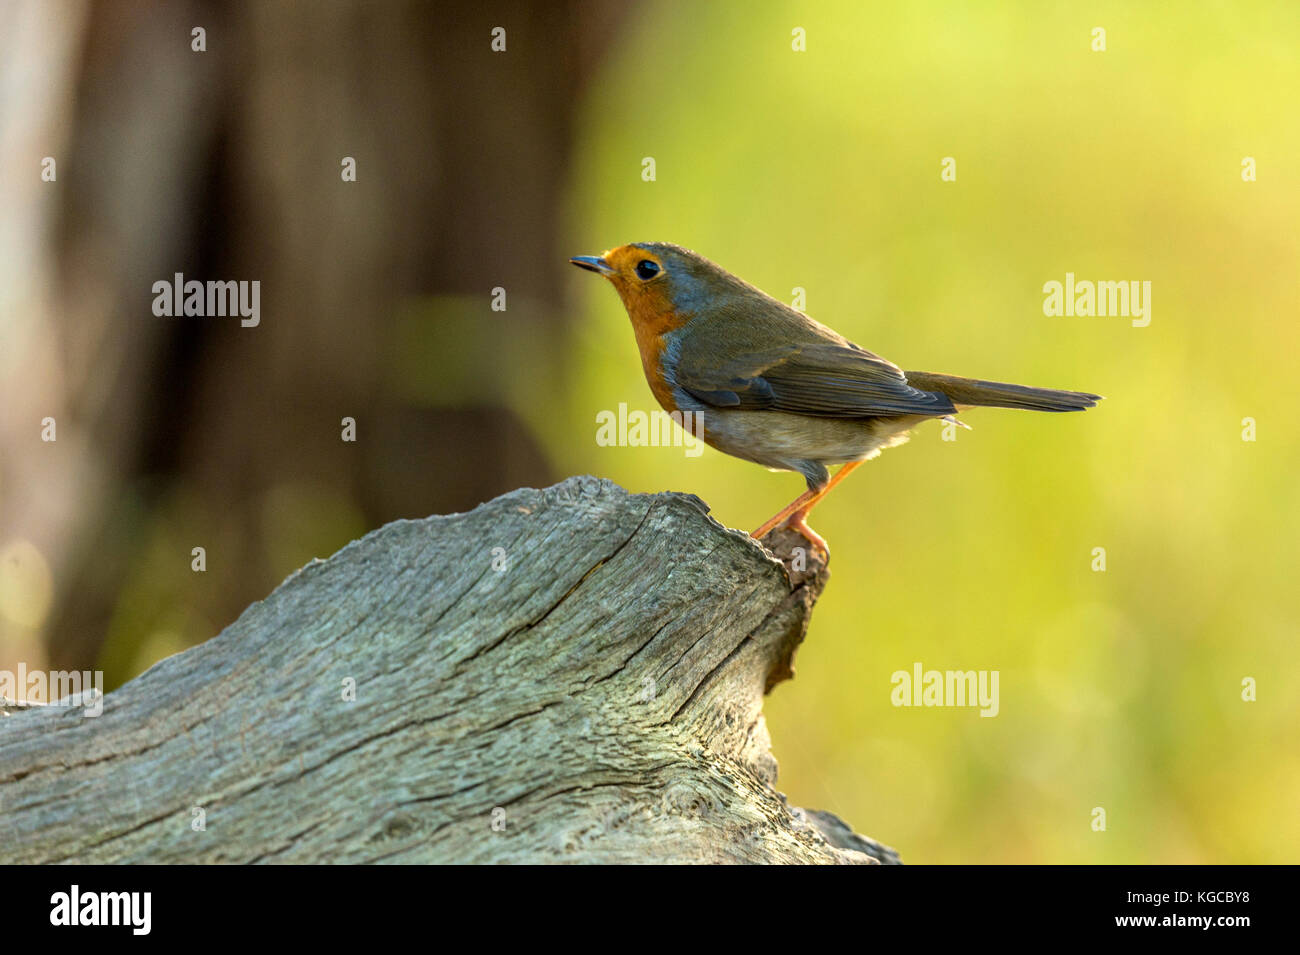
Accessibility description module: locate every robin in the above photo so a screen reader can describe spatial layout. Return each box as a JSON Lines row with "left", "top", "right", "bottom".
{"left": 571, "top": 243, "right": 1100, "bottom": 556}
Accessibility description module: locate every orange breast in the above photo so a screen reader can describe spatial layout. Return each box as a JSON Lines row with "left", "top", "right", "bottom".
{"left": 626, "top": 296, "right": 689, "bottom": 414}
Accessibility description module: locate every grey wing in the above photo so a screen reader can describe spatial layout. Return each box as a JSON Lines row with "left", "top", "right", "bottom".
{"left": 674, "top": 341, "right": 956, "bottom": 418}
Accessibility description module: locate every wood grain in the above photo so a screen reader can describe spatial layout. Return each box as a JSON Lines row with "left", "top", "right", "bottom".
{"left": 1, "top": 477, "right": 898, "bottom": 864}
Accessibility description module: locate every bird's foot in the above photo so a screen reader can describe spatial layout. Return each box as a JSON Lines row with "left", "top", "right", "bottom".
{"left": 753, "top": 510, "right": 830, "bottom": 561}
{"left": 784, "top": 513, "right": 829, "bottom": 560}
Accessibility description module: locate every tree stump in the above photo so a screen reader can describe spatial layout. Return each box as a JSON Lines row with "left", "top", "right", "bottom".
{"left": 0, "top": 477, "right": 899, "bottom": 864}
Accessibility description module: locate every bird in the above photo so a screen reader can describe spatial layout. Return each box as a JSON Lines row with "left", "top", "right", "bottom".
{"left": 570, "top": 242, "right": 1101, "bottom": 557}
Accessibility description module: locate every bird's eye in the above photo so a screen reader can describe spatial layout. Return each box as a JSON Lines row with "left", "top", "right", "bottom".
{"left": 634, "top": 260, "right": 661, "bottom": 281}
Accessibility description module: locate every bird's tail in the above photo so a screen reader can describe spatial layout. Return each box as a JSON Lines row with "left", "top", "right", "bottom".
{"left": 904, "top": 371, "right": 1102, "bottom": 413}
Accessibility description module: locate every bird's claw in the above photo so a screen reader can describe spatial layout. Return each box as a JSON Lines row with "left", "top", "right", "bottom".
{"left": 784, "top": 513, "right": 829, "bottom": 560}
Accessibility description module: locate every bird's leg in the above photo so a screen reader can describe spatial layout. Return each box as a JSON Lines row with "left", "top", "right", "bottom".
{"left": 779, "top": 461, "right": 864, "bottom": 556}
{"left": 784, "top": 510, "right": 829, "bottom": 556}
{"left": 751, "top": 461, "right": 864, "bottom": 552}
{"left": 751, "top": 487, "right": 820, "bottom": 540}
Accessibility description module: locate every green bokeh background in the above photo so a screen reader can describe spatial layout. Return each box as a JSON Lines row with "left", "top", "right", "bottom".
{"left": 547, "top": 1, "right": 1298, "bottom": 863}
{"left": 56, "top": 0, "right": 1298, "bottom": 865}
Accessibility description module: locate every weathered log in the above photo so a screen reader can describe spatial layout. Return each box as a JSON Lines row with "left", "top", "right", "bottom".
{"left": 1, "top": 477, "right": 898, "bottom": 864}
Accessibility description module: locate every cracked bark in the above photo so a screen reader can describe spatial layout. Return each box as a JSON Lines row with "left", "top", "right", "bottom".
{"left": 0, "top": 477, "right": 899, "bottom": 864}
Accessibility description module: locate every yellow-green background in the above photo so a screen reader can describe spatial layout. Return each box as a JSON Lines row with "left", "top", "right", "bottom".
{"left": 546, "top": 1, "right": 1298, "bottom": 863}
{"left": 25, "top": 0, "right": 1295, "bottom": 865}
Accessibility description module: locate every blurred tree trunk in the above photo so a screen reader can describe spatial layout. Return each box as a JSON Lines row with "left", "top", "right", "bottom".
{"left": 19, "top": 0, "right": 630, "bottom": 678}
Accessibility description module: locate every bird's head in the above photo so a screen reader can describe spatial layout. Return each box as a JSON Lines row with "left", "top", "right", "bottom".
{"left": 570, "top": 242, "right": 745, "bottom": 326}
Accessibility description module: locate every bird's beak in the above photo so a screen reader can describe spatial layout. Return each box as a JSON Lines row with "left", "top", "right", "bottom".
{"left": 569, "top": 254, "right": 615, "bottom": 277}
